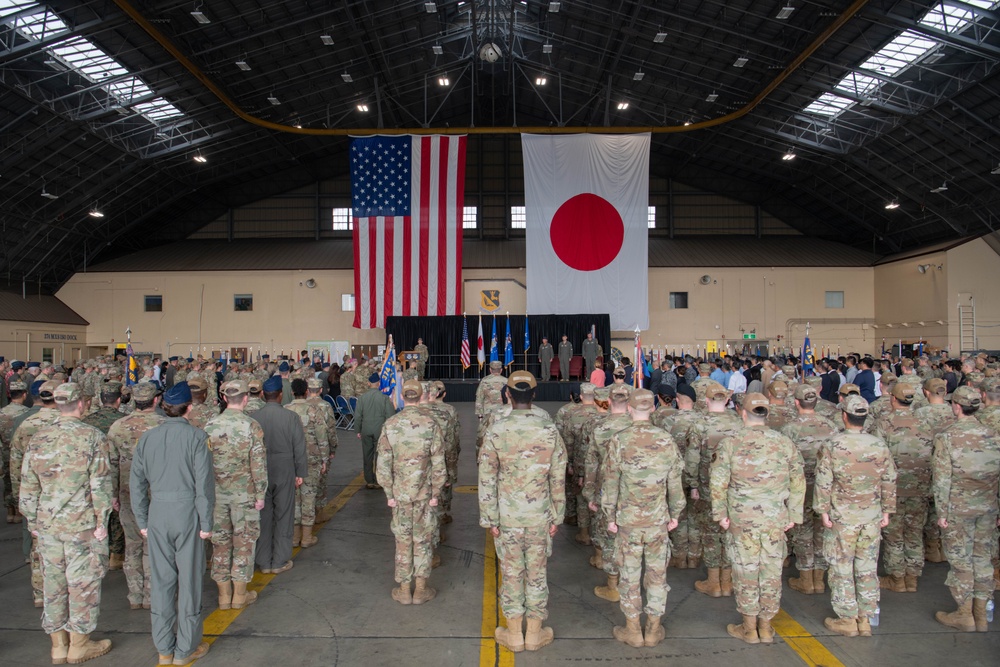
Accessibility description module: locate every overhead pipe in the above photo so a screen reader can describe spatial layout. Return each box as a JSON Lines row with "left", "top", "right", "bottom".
{"left": 113, "top": 0, "right": 869, "bottom": 136}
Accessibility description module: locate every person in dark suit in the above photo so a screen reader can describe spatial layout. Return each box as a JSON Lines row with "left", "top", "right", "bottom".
{"left": 854, "top": 358, "right": 878, "bottom": 403}
{"left": 251, "top": 375, "right": 307, "bottom": 575}
{"left": 820, "top": 360, "right": 840, "bottom": 403}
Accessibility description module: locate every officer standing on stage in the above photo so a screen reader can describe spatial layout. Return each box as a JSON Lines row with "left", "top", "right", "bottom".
{"left": 582, "top": 332, "right": 599, "bottom": 379}
{"left": 414, "top": 339, "right": 430, "bottom": 379}
{"left": 538, "top": 337, "right": 554, "bottom": 382}
{"left": 558, "top": 335, "right": 573, "bottom": 382}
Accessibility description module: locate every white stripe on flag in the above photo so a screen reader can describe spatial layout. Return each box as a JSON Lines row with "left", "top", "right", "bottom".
{"left": 409, "top": 139, "right": 422, "bottom": 316}
{"left": 358, "top": 217, "right": 371, "bottom": 328}
{"left": 445, "top": 137, "right": 459, "bottom": 316}
{"left": 375, "top": 216, "right": 386, "bottom": 327}
{"left": 393, "top": 214, "right": 404, "bottom": 317}
{"left": 426, "top": 137, "right": 440, "bottom": 316}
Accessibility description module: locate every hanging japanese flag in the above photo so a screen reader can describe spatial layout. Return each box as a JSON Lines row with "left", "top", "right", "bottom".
{"left": 522, "top": 133, "right": 650, "bottom": 330}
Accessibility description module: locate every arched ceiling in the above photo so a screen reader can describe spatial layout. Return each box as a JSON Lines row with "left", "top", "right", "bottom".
{"left": 2, "top": 0, "right": 1000, "bottom": 291}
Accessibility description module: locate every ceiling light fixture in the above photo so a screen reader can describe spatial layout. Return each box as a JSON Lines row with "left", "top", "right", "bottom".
{"left": 542, "top": 42, "right": 553, "bottom": 54}
{"left": 991, "top": 163, "right": 1000, "bottom": 175}
{"left": 616, "top": 101, "right": 629, "bottom": 110}
{"left": 40, "top": 185, "right": 58, "bottom": 200}
{"left": 683, "top": 119, "right": 692, "bottom": 126}
{"left": 885, "top": 199, "right": 900, "bottom": 209}
{"left": 733, "top": 56, "right": 749, "bottom": 67}
{"left": 705, "top": 91, "right": 718, "bottom": 102}
{"left": 548, "top": 1, "right": 561, "bottom": 11}
{"left": 320, "top": 34, "right": 334, "bottom": 46}
{"left": 88, "top": 208, "right": 104, "bottom": 218}
{"left": 535, "top": 76, "right": 547, "bottom": 86}
{"left": 437, "top": 76, "right": 450, "bottom": 86}
{"left": 930, "top": 181, "right": 948, "bottom": 193}
{"left": 432, "top": 44, "right": 443, "bottom": 55}
{"left": 190, "top": 2, "right": 210, "bottom": 24}
{"left": 294, "top": 121, "right": 303, "bottom": 128}
{"left": 357, "top": 103, "right": 369, "bottom": 112}
{"left": 193, "top": 154, "right": 207, "bottom": 163}
{"left": 424, "top": 2, "right": 436, "bottom": 13}
{"left": 235, "top": 60, "right": 250, "bottom": 71}
{"left": 341, "top": 72, "right": 353, "bottom": 83}
{"left": 633, "top": 71, "right": 644, "bottom": 81}
{"left": 267, "top": 94, "right": 280, "bottom": 105}
{"left": 782, "top": 150, "right": 796, "bottom": 161}
{"left": 653, "top": 30, "right": 667, "bottom": 43}
{"left": 776, "top": 5, "right": 795, "bottom": 20}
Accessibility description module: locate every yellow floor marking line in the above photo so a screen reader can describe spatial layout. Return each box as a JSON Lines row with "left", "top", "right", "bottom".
{"left": 454, "top": 484, "right": 479, "bottom": 494}
{"left": 480, "top": 529, "right": 516, "bottom": 667}
{"left": 172, "top": 473, "right": 366, "bottom": 665}
{"left": 771, "top": 608, "right": 847, "bottom": 667}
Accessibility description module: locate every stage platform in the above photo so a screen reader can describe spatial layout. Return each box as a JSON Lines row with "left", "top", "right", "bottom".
{"left": 441, "top": 379, "right": 582, "bottom": 402}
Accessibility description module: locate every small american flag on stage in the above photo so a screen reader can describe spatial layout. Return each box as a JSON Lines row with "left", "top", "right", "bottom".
{"left": 350, "top": 134, "right": 467, "bottom": 329}
{"left": 460, "top": 315, "right": 471, "bottom": 370}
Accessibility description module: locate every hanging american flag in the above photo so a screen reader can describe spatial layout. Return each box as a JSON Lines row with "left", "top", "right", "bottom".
{"left": 460, "top": 315, "right": 471, "bottom": 370}
{"left": 351, "top": 134, "right": 467, "bottom": 329}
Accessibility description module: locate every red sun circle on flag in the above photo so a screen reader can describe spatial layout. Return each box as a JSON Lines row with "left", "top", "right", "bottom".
{"left": 549, "top": 193, "right": 625, "bottom": 271}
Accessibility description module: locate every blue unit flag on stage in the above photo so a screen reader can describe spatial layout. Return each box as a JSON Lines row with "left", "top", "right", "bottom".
{"left": 802, "top": 336, "right": 815, "bottom": 376}
{"left": 489, "top": 317, "right": 499, "bottom": 363}
{"left": 504, "top": 317, "right": 514, "bottom": 368}
{"left": 380, "top": 345, "right": 397, "bottom": 397}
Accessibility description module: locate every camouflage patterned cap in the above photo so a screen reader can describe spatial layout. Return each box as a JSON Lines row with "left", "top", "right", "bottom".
{"left": 769, "top": 380, "right": 789, "bottom": 399}
{"left": 794, "top": 384, "right": 818, "bottom": 401}
{"left": 40, "top": 361, "right": 52, "bottom": 370}
{"left": 781, "top": 365, "right": 796, "bottom": 375}
{"left": 187, "top": 375, "right": 208, "bottom": 391}
{"left": 923, "top": 378, "right": 948, "bottom": 395}
{"left": 982, "top": 376, "right": 1000, "bottom": 394}
{"left": 900, "top": 358, "right": 914, "bottom": 368}
{"left": 132, "top": 382, "right": 160, "bottom": 401}
{"left": 628, "top": 388, "right": 655, "bottom": 411}
{"left": 705, "top": 383, "right": 729, "bottom": 401}
{"left": 52, "top": 373, "right": 67, "bottom": 382}
{"left": 891, "top": 383, "right": 916, "bottom": 402}
{"left": 965, "top": 371, "right": 985, "bottom": 387}
{"left": 743, "top": 392, "right": 770, "bottom": 414}
{"left": 222, "top": 380, "right": 249, "bottom": 396}
{"left": 839, "top": 394, "right": 869, "bottom": 417}
{"left": 952, "top": 385, "right": 982, "bottom": 408}
{"left": 507, "top": 370, "right": 537, "bottom": 389}
{"left": 838, "top": 383, "right": 860, "bottom": 396}
{"left": 53, "top": 383, "right": 82, "bottom": 404}
{"left": 107, "top": 367, "right": 122, "bottom": 379}
{"left": 805, "top": 376, "right": 823, "bottom": 388}
{"left": 306, "top": 377, "right": 323, "bottom": 390}
{"left": 8, "top": 379, "right": 27, "bottom": 391}
{"left": 698, "top": 363, "right": 712, "bottom": 373}
{"left": 39, "top": 379, "right": 61, "bottom": 397}
{"left": 101, "top": 380, "right": 123, "bottom": 397}
{"left": 431, "top": 380, "right": 446, "bottom": 395}
{"left": 609, "top": 384, "right": 631, "bottom": 402}
{"left": 579, "top": 382, "right": 596, "bottom": 396}
{"left": 880, "top": 371, "right": 897, "bottom": 385}
{"left": 489, "top": 360, "right": 503, "bottom": 371}
{"left": 402, "top": 379, "right": 423, "bottom": 399}
{"left": 248, "top": 379, "right": 263, "bottom": 393}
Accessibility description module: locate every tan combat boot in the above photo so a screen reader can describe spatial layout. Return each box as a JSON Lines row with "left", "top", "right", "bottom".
{"left": 972, "top": 598, "right": 988, "bottom": 632}
{"left": 412, "top": 577, "right": 437, "bottom": 604}
{"left": 726, "top": 615, "right": 760, "bottom": 644}
{"left": 575, "top": 527, "right": 591, "bottom": 545}
{"left": 758, "top": 617, "right": 774, "bottom": 644}
{"left": 594, "top": 574, "right": 620, "bottom": 602}
{"left": 857, "top": 616, "right": 872, "bottom": 637}
{"left": 878, "top": 574, "right": 906, "bottom": 592}
{"left": 231, "top": 581, "right": 258, "bottom": 609}
{"left": 431, "top": 552, "right": 442, "bottom": 569}
{"left": 172, "top": 642, "right": 209, "bottom": 666}
{"left": 612, "top": 616, "right": 644, "bottom": 648}
{"left": 789, "top": 569, "right": 815, "bottom": 594}
{"left": 935, "top": 592, "right": 975, "bottom": 632}
{"left": 720, "top": 568, "right": 733, "bottom": 597}
{"left": 589, "top": 547, "right": 603, "bottom": 570}
{"left": 66, "top": 633, "right": 111, "bottom": 664}
{"left": 108, "top": 553, "right": 124, "bottom": 571}
{"left": 292, "top": 524, "right": 302, "bottom": 547}
{"left": 813, "top": 569, "right": 826, "bottom": 594}
{"left": 158, "top": 653, "right": 173, "bottom": 665}
{"left": 494, "top": 616, "right": 524, "bottom": 652}
{"left": 643, "top": 615, "right": 666, "bottom": 647}
{"left": 824, "top": 617, "right": 859, "bottom": 637}
{"left": 694, "top": 567, "right": 722, "bottom": 597}
{"left": 300, "top": 525, "right": 318, "bottom": 548}
{"left": 51, "top": 630, "right": 69, "bottom": 665}
{"left": 904, "top": 574, "right": 918, "bottom": 592}
{"left": 391, "top": 582, "right": 412, "bottom": 604}
{"left": 525, "top": 617, "right": 555, "bottom": 651}
{"left": 217, "top": 581, "right": 233, "bottom": 610}
{"left": 687, "top": 555, "right": 702, "bottom": 569}
{"left": 925, "top": 538, "right": 946, "bottom": 563}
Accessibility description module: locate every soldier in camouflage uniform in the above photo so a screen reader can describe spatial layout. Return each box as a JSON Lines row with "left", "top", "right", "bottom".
{"left": 814, "top": 395, "right": 897, "bottom": 638}
{"left": 874, "top": 383, "right": 933, "bottom": 594}
{"left": 11, "top": 379, "right": 62, "bottom": 607}
{"left": 306, "top": 378, "right": 339, "bottom": 521}
{"left": 712, "top": 392, "right": 805, "bottom": 644}
{"left": 185, "top": 375, "right": 218, "bottom": 430}
{"left": 20, "top": 383, "right": 114, "bottom": 664}
{"left": 475, "top": 360, "right": 508, "bottom": 419}
{"left": 378, "top": 379, "right": 446, "bottom": 605}
{"left": 687, "top": 383, "right": 743, "bottom": 596}
{"left": 425, "top": 381, "right": 460, "bottom": 524}
{"left": 106, "top": 382, "right": 165, "bottom": 609}
{"left": 339, "top": 359, "right": 357, "bottom": 400}
{"left": 657, "top": 385, "right": 702, "bottom": 569}
{"left": 583, "top": 384, "right": 632, "bottom": 599}
{"left": 402, "top": 361, "right": 421, "bottom": 383}
{"left": 864, "top": 372, "right": 898, "bottom": 432}
{"left": 931, "top": 385, "right": 1000, "bottom": 632}
{"left": 82, "top": 382, "right": 126, "bottom": 570}
{"left": 1, "top": 379, "right": 29, "bottom": 523}
{"left": 916, "top": 377, "right": 957, "bottom": 563}
{"left": 480, "top": 371, "right": 565, "bottom": 652}
{"left": 205, "top": 361, "right": 220, "bottom": 408}
{"left": 781, "top": 384, "right": 839, "bottom": 595}
{"left": 689, "top": 363, "right": 716, "bottom": 409}
{"left": 286, "top": 378, "right": 329, "bottom": 548}
{"left": 977, "top": 376, "right": 1000, "bottom": 433}
{"left": 764, "top": 381, "right": 796, "bottom": 431}
{"left": 245, "top": 379, "right": 266, "bottom": 415}
{"left": 206, "top": 380, "right": 268, "bottom": 611}
{"left": 601, "top": 389, "right": 685, "bottom": 649}
{"left": 566, "top": 384, "right": 601, "bottom": 544}
{"left": 414, "top": 339, "right": 430, "bottom": 378}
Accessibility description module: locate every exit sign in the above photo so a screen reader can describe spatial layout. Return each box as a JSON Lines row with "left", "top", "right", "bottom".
{"left": 743, "top": 333, "right": 756, "bottom": 340}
